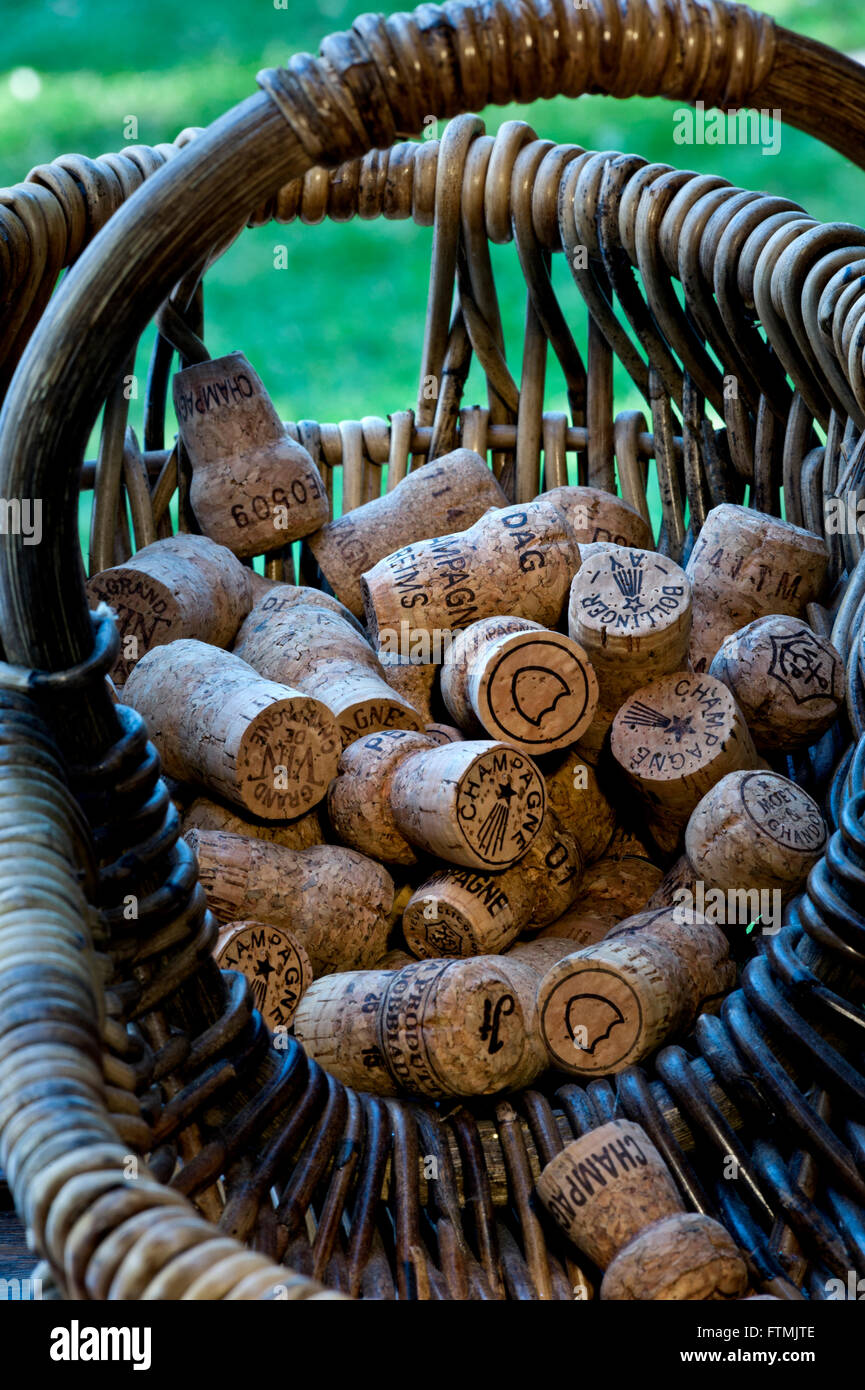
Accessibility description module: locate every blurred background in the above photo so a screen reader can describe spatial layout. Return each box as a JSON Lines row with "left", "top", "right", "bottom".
{"left": 2, "top": 0, "right": 865, "bottom": 495}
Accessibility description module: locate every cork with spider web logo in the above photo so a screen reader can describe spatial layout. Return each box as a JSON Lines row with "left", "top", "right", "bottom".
{"left": 610, "top": 672, "right": 760, "bottom": 853}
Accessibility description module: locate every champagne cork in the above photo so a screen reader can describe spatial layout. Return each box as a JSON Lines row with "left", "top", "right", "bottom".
{"left": 361, "top": 501, "right": 580, "bottom": 651}
{"left": 403, "top": 865, "right": 535, "bottom": 958}
{"left": 537, "top": 1120, "right": 747, "bottom": 1300}
{"left": 243, "top": 578, "right": 367, "bottom": 633}
{"left": 87, "top": 533, "right": 253, "bottom": 684}
{"left": 708, "top": 615, "right": 844, "bottom": 751}
{"left": 327, "top": 729, "right": 439, "bottom": 865}
{"left": 537, "top": 907, "right": 734, "bottom": 1076}
{"left": 292, "top": 969, "right": 397, "bottom": 1093}
{"left": 214, "top": 919, "right": 312, "bottom": 1029}
{"left": 685, "top": 770, "right": 828, "bottom": 896}
{"left": 180, "top": 795, "right": 325, "bottom": 851}
{"left": 440, "top": 616, "right": 599, "bottom": 754}
{"left": 233, "top": 588, "right": 424, "bottom": 747}
{"left": 185, "top": 828, "right": 394, "bottom": 975}
{"left": 375, "top": 948, "right": 416, "bottom": 971}
{"left": 402, "top": 810, "right": 582, "bottom": 958}
{"left": 543, "top": 749, "right": 617, "bottom": 864}
{"left": 307, "top": 448, "right": 507, "bottom": 617}
{"left": 685, "top": 503, "right": 829, "bottom": 672}
{"left": 538, "top": 827, "right": 663, "bottom": 942}
{"left": 123, "top": 639, "right": 341, "bottom": 818}
{"left": 173, "top": 352, "right": 329, "bottom": 556}
{"left": 492, "top": 941, "right": 580, "bottom": 1087}
{"left": 389, "top": 739, "right": 546, "bottom": 870}
{"left": 541, "top": 485, "right": 654, "bottom": 550}
{"left": 294, "top": 957, "right": 529, "bottom": 1099}
{"left": 610, "top": 672, "right": 760, "bottom": 853}
{"left": 424, "top": 723, "right": 464, "bottom": 744}
{"left": 380, "top": 658, "right": 438, "bottom": 723}
{"left": 568, "top": 546, "right": 692, "bottom": 755}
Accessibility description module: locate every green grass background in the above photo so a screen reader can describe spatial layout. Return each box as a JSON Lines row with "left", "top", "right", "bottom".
{"left": 2, "top": 0, "right": 865, "bottom": 559}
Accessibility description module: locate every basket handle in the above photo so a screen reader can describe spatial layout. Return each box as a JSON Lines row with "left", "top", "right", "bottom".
{"left": 1, "top": 0, "right": 864, "bottom": 750}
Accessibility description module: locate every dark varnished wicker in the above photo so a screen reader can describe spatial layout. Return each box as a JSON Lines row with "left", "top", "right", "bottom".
{"left": 1, "top": 0, "right": 865, "bottom": 1299}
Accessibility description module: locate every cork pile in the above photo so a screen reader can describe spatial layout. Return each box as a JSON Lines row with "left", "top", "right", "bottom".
{"left": 89, "top": 355, "right": 841, "bottom": 1110}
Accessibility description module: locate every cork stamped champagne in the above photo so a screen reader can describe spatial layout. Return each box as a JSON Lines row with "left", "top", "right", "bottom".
{"left": 306, "top": 447, "right": 507, "bottom": 617}
{"left": 402, "top": 809, "right": 582, "bottom": 958}
{"left": 214, "top": 919, "right": 313, "bottom": 1030}
{"left": 441, "top": 616, "right": 599, "bottom": 755}
{"left": 536, "top": 1119, "right": 747, "bottom": 1300}
{"left": 123, "top": 639, "right": 341, "bottom": 819}
{"left": 610, "top": 671, "right": 760, "bottom": 852}
{"left": 329, "top": 730, "right": 547, "bottom": 870}
{"left": 361, "top": 500, "right": 580, "bottom": 652}
{"left": 173, "top": 351, "right": 329, "bottom": 556}
{"left": 233, "top": 586, "right": 424, "bottom": 747}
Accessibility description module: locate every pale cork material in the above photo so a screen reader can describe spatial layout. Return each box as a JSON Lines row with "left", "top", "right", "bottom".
{"left": 538, "top": 827, "right": 663, "bottom": 942}
{"left": 307, "top": 447, "right": 507, "bottom": 616}
{"left": 685, "top": 503, "right": 829, "bottom": 673}
{"left": 87, "top": 533, "right": 254, "bottom": 684}
{"left": 233, "top": 587, "right": 424, "bottom": 747}
{"left": 327, "top": 729, "right": 439, "bottom": 864}
{"left": 294, "top": 957, "right": 530, "bottom": 1099}
{"left": 568, "top": 544, "right": 692, "bottom": 756}
{"left": 389, "top": 739, "right": 547, "bottom": 869}
{"left": 708, "top": 615, "right": 844, "bottom": 751}
{"left": 123, "top": 639, "right": 341, "bottom": 818}
{"left": 685, "top": 769, "right": 828, "bottom": 895}
{"left": 214, "top": 919, "right": 313, "bottom": 1029}
{"left": 537, "top": 907, "right": 734, "bottom": 1075}
{"left": 173, "top": 352, "right": 329, "bottom": 556}
{"left": 441, "top": 616, "right": 599, "bottom": 754}
{"left": 610, "top": 671, "right": 761, "bottom": 853}
{"left": 361, "top": 500, "right": 580, "bottom": 650}
{"left": 540, "top": 485, "right": 654, "bottom": 550}
{"left": 185, "top": 828, "right": 394, "bottom": 975}
{"left": 401, "top": 809, "right": 582, "bottom": 958}
{"left": 536, "top": 1120, "right": 747, "bottom": 1299}
{"left": 542, "top": 748, "right": 617, "bottom": 865}
{"left": 181, "top": 794, "right": 325, "bottom": 851}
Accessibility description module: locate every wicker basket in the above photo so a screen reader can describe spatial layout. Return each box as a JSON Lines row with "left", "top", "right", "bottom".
{"left": 1, "top": 0, "right": 865, "bottom": 1301}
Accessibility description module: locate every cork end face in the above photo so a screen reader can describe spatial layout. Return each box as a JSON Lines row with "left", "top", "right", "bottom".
{"left": 235, "top": 697, "right": 340, "bottom": 819}
{"left": 87, "top": 569, "right": 179, "bottom": 685}
{"left": 601, "top": 1213, "right": 748, "bottom": 1301}
{"left": 451, "top": 743, "right": 546, "bottom": 869}
{"left": 214, "top": 919, "right": 312, "bottom": 1029}
{"left": 471, "top": 630, "right": 600, "bottom": 754}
